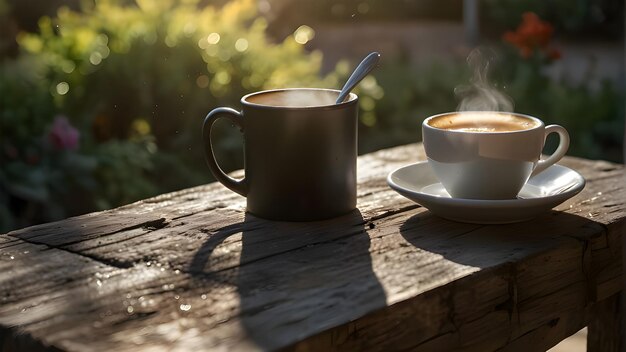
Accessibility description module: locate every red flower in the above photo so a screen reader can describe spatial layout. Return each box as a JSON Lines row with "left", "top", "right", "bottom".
{"left": 49, "top": 115, "right": 80, "bottom": 151}
{"left": 503, "top": 12, "right": 560, "bottom": 60}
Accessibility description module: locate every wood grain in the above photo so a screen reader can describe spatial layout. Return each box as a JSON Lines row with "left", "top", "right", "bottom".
{"left": 0, "top": 143, "right": 624, "bottom": 351}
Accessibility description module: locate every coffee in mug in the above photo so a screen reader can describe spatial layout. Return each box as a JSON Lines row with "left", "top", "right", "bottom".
{"left": 202, "top": 88, "right": 358, "bottom": 221}
{"left": 422, "top": 111, "right": 570, "bottom": 200}
{"left": 245, "top": 89, "right": 338, "bottom": 107}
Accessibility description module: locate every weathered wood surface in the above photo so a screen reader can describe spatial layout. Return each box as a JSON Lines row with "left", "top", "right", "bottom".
{"left": 0, "top": 143, "right": 624, "bottom": 351}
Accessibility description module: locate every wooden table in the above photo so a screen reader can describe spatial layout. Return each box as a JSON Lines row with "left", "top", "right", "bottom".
{"left": 1, "top": 143, "right": 624, "bottom": 351}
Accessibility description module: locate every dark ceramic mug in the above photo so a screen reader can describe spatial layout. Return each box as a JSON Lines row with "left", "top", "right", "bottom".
{"left": 202, "top": 88, "right": 358, "bottom": 221}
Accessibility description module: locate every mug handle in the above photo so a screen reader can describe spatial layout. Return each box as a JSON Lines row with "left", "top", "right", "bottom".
{"left": 531, "top": 124, "right": 570, "bottom": 176}
{"left": 202, "top": 107, "right": 247, "bottom": 196}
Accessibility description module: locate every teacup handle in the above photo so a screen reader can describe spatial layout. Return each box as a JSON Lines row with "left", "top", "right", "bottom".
{"left": 202, "top": 107, "right": 247, "bottom": 196}
{"left": 532, "top": 124, "right": 570, "bottom": 176}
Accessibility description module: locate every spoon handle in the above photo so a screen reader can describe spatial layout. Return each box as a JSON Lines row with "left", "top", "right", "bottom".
{"left": 336, "top": 52, "right": 380, "bottom": 104}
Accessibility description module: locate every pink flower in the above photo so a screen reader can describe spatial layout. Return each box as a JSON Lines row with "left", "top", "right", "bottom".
{"left": 49, "top": 115, "right": 80, "bottom": 151}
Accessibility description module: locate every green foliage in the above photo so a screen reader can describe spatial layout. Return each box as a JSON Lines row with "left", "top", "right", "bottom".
{"left": 0, "top": 56, "right": 156, "bottom": 230}
{"left": 16, "top": 0, "right": 366, "bottom": 171}
{"left": 1, "top": 0, "right": 382, "bottom": 232}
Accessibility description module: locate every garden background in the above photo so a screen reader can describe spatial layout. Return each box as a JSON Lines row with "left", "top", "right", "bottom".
{"left": 1, "top": 0, "right": 624, "bottom": 232}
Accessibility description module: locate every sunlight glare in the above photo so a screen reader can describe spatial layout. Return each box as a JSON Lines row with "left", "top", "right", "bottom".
{"left": 89, "top": 52, "right": 103, "bottom": 65}
{"left": 61, "top": 61, "right": 75, "bottom": 73}
{"left": 215, "top": 71, "right": 231, "bottom": 85}
{"left": 294, "top": 25, "right": 315, "bottom": 45}
{"left": 235, "top": 38, "right": 249, "bottom": 52}
{"left": 183, "top": 23, "right": 196, "bottom": 37}
{"left": 207, "top": 33, "right": 221, "bottom": 45}
{"left": 198, "top": 38, "right": 208, "bottom": 49}
{"left": 56, "top": 82, "right": 70, "bottom": 95}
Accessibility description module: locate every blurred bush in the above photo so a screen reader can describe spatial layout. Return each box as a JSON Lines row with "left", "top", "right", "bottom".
{"left": 1, "top": 0, "right": 382, "bottom": 232}
{"left": 482, "top": 0, "right": 623, "bottom": 39}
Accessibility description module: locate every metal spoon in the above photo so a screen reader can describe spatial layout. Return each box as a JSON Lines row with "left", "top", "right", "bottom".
{"left": 335, "top": 52, "right": 381, "bottom": 104}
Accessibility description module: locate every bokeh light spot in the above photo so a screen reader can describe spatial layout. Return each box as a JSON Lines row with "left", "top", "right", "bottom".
{"left": 207, "top": 33, "right": 221, "bottom": 45}
{"left": 132, "top": 118, "right": 151, "bottom": 136}
{"left": 235, "top": 38, "right": 249, "bottom": 52}
{"left": 215, "top": 71, "right": 231, "bottom": 85}
{"left": 218, "top": 51, "right": 231, "bottom": 62}
{"left": 198, "top": 38, "right": 208, "bottom": 49}
{"left": 90, "top": 52, "right": 103, "bottom": 65}
{"left": 361, "top": 112, "right": 376, "bottom": 126}
{"left": 196, "top": 75, "right": 210, "bottom": 88}
{"left": 360, "top": 96, "right": 375, "bottom": 111}
{"left": 164, "top": 36, "right": 177, "bottom": 48}
{"left": 96, "top": 34, "right": 109, "bottom": 46}
{"left": 100, "top": 46, "right": 110, "bottom": 58}
{"left": 206, "top": 45, "right": 218, "bottom": 57}
{"left": 294, "top": 25, "right": 315, "bottom": 45}
{"left": 61, "top": 61, "right": 75, "bottom": 73}
{"left": 56, "top": 82, "right": 70, "bottom": 95}
{"left": 361, "top": 76, "right": 378, "bottom": 90}
{"left": 183, "top": 23, "right": 196, "bottom": 37}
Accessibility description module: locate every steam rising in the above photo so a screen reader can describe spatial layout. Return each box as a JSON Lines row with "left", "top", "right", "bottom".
{"left": 247, "top": 89, "right": 339, "bottom": 107}
{"left": 455, "top": 48, "right": 513, "bottom": 112}
{"left": 278, "top": 90, "right": 337, "bottom": 107}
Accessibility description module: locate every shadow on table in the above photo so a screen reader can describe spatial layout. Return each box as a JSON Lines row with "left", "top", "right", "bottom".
{"left": 189, "top": 209, "right": 386, "bottom": 350}
{"left": 398, "top": 210, "right": 604, "bottom": 269}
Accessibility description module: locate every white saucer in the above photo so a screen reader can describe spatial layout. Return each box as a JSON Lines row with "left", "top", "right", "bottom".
{"left": 387, "top": 161, "right": 586, "bottom": 224}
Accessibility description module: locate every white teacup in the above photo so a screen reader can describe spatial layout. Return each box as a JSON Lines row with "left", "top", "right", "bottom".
{"left": 422, "top": 111, "right": 570, "bottom": 200}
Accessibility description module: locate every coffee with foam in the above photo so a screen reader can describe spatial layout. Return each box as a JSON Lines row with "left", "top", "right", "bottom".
{"left": 427, "top": 112, "right": 540, "bottom": 132}
{"left": 422, "top": 111, "right": 569, "bottom": 200}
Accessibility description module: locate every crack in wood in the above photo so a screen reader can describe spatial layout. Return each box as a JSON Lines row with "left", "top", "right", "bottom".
{"left": 444, "top": 287, "right": 461, "bottom": 342}
{"left": 582, "top": 239, "right": 596, "bottom": 304}
{"left": 503, "top": 263, "right": 520, "bottom": 344}
{"left": 406, "top": 330, "right": 456, "bottom": 351}
{"left": 495, "top": 315, "right": 565, "bottom": 352}
{"left": 367, "top": 204, "right": 421, "bottom": 222}
{"left": 0, "top": 239, "right": 25, "bottom": 250}
{"left": 519, "top": 279, "right": 588, "bottom": 306}
{"left": 10, "top": 235, "right": 133, "bottom": 269}
{"left": 64, "top": 228, "right": 154, "bottom": 253}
